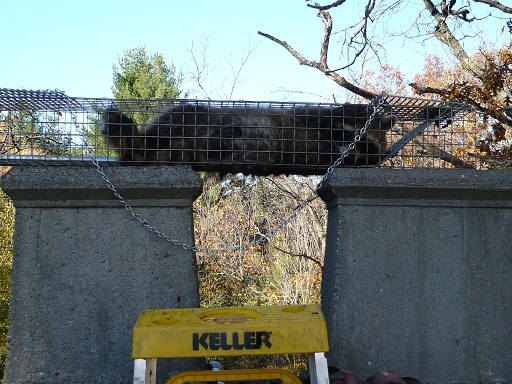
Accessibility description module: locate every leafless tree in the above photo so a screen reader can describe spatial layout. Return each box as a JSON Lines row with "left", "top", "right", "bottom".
{"left": 257, "top": 0, "right": 511, "bottom": 168}
{"left": 186, "top": 35, "right": 258, "bottom": 100}
{"left": 258, "top": 1, "right": 511, "bottom": 116}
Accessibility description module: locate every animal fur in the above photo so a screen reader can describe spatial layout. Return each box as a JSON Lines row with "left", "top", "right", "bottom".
{"left": 101, "top": 103, "right": 397, "bottom": 175}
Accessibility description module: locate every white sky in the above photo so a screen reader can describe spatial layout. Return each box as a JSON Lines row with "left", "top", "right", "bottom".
{"left": 1, "top": 0, "right": 507, "bottom": 102}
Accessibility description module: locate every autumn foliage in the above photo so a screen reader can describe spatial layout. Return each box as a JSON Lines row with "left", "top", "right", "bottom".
{"left": 194, "top": 174, "right": 325, "bottom": 309}
{"left": 193, "top": 173, "right": 325, "bottom": 372}
{"left": 413, "top": 46, "right": 512, "bottom": 167}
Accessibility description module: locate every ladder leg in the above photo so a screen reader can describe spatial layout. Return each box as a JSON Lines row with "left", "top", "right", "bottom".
{"left": 146, "top": 358, "right": 157, "bottom": 384}
{"left": 134, "top": 358, "right": 157, "bottom": 384}
{"left": 307, "top": 352, "right": 330, "bottom": 384}
{"left": 134, "top": 359, "right": 146, "bottom": 384}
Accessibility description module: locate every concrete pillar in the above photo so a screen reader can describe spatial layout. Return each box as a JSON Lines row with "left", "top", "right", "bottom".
{"left": 318, "top": 168, "right": 512, "bottom": 384}
{"left": 1, "top": 165, "right": 203, "bottom": 384}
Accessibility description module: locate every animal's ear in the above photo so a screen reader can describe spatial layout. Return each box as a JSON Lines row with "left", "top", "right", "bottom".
{"left": 376, "top": 114, "right": 397, "bottom": 130}
{"left": 330, "top": 106, "right": 347, "bottom": 117}
{"left": 330, "top": 105, "right": 373, "bottom": 119}
{"left": 103, "top": 107, "right": 136, "bottom": 127}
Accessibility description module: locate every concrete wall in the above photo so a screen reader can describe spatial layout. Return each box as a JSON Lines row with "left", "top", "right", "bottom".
{"left": 4, "top": 165, "right": 512, "bottom": 383}
{"left": 318, "top": 169, "right": 512, "bottom": 384}
{"left": 1, "top": 166, "right": 203, "bottom": 384}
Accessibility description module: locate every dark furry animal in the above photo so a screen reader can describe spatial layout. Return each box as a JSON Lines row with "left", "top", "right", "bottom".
{"left": 102, "top": 103, "right": 396, "bottom": 175}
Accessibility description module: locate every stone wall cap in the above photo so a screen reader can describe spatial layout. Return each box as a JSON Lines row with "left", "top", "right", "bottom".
{"left": 318, "top": 168, "right": 512, "bottom": 202}
{"left": 1, "top": 165, "right": 203, "bottom": 203}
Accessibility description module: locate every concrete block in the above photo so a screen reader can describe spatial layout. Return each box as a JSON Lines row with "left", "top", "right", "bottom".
{"left": 319, "top": 169, "right": 512, "bottom": 384}
{"left": 1, "top": 165, "right": 203, "bottom": 384}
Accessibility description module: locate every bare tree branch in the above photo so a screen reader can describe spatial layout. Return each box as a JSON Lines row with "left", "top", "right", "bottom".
{"left": 263, "top": 176, "right": 303, "bottom": 202}
{"left": 258, "top": 14, "right": 377, "bottom": 101}
{"left": 439, "top": 0, "right": 474, "bottom": 21}
{"left": 319, "top": 9, "right": 332, "bottom": 69}
{"left": 389, "top": 124, "right": 475, "bottom": 168}
{"left": 417, "top": 138, "right": 476, "bottom": 168}
{"left": 409, "top": 83, "right": 451, "bottom": 97}
{"left": 257, "top": 31, "right": 318, "bottom": 68}
{"left": 423, "top": 0, "right": 487, "bottom": 80}
{"left": 472, "top": 0, "right": 512, "bottom": 14}
{"left": 329, "top": 0, "right": 376, "bottom": 72}
{"left": 188, "top": 37, "right": 213, "bottom": 100}
{"left": 187, "top": 35, "right": 258, "bottom": 100}
{"left": 306, "top": 0, "right": 348, "bottom": 11}
{"left": 411, "top": 82, "right": 512, "bottom": 126}
{"left": 266, "top": 239, "right": 324, "bottom": 269}
{"left": 224, "top": 39, "right": 259, "bottom": 100}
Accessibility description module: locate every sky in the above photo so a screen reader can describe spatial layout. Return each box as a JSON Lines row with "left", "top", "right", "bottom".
{"left": 1, "top": 1, "right": 506, "bottom": 103}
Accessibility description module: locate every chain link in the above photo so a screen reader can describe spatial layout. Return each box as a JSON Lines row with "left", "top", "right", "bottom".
{"left": 60, "top": 90, "right": 385, "bottom": 255}
{"left": 316, "top": 94, "right": 386, "bottom": 191}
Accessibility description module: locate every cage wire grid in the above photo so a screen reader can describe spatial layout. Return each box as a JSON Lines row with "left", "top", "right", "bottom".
{"left": 0, "top": 88, "right": 483, "bottom": 172}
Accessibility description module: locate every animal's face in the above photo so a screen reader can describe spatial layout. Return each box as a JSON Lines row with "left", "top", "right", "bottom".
{"left": 326, "top": 106, "right": 397, "bottom": 165}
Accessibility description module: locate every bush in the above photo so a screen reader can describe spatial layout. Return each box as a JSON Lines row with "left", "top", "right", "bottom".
{"left": 0, "top": 188, "right": 14, "bottom": 383}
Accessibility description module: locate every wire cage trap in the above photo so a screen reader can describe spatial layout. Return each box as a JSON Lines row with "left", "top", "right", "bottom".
{"left": 0, "top": 88, "right": 488, "bottom": 174}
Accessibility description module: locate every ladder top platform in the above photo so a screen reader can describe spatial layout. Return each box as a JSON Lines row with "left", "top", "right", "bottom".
{"left": 132, "top": 304, "right": 329, "bottom": 359}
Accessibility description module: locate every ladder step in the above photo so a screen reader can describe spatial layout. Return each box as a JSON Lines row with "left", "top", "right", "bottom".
{"left": 132, "top": 304, "right": 329, "bottom": 358}
{"left": 164, "top": 369, "right": 303, "bottom": 384}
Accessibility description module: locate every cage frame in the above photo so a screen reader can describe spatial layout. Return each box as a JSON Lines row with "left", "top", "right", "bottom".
{"left": 0, "top": 88, "right": 481, "bottom": 173}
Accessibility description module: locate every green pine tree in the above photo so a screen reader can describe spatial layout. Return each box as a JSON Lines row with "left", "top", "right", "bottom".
{"left": 112, "top": 46, "right": 183, "bottom": 99}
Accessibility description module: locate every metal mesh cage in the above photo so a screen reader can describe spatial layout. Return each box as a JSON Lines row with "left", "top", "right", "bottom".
{"left": 0, "top": 88, "right": 484, "bottom": 173}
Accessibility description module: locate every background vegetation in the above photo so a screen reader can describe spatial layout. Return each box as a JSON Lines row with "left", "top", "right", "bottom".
{"left": 0, "top": 185, "right": 14, "bottom": 382}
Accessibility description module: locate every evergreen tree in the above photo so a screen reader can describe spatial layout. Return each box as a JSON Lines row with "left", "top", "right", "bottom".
{"left": 112, "top": 46, "right": 183, "bottom": 99}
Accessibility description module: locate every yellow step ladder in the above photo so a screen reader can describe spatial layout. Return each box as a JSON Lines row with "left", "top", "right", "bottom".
{"left": 132, "top": 304, "right": 330, "bottom": 384}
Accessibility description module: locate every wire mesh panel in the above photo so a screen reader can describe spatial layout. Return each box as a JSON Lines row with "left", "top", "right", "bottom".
{"left": 0, "top": 88, "right": 486, "bottom": 173}
{"left": 383, "top": 96, "right": 477, "bottom": 169}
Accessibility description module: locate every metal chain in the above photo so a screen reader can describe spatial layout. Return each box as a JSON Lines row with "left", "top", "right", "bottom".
{"left": 316, "top": 94, "right": 386, "bottom": 191}
{"left": 59, "top": 93, "right": 201, "bottom": 252}
{"left": 60, "top": 90, "right": 385, "bottom": 255}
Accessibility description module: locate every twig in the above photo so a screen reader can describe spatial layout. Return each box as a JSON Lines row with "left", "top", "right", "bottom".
{"left": 257, "top": 28, "right": 377, "bottom": 99}
{"left": 268, "top": 240, "right": 324, "bottom": 268}
{"left": 257, "top": 31, "right": 319, "bottom": 68}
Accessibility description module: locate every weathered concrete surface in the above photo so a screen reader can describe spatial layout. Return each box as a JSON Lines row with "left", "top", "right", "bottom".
{"left": 1, "top": 166, "right": 203, "bottom": 384}
{"left": 319, "top": 169, "right": 512, "bottom": 384}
